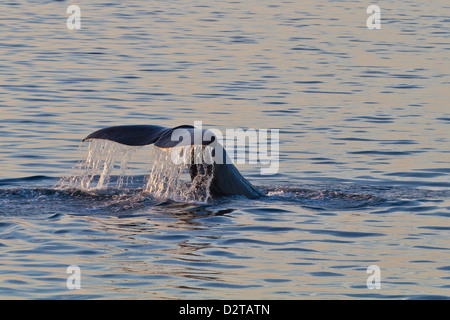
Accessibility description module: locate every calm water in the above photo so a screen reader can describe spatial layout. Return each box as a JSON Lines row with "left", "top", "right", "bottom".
{"left": 0, "top": 0, "right": 449, "bottom": 299}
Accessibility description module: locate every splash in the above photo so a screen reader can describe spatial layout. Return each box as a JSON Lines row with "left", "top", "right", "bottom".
{"left": 58, "top": 140, "right": 139, "bottom": 191}
{"left": 143, "top": 145, "right": 214, "bottom": 203}
{"left": 57, "top": 141, "right": 214, "bottom": 203}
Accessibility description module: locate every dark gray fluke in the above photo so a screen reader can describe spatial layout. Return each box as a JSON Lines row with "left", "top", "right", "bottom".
{"left": 82, "top": 125, "right": 264, "bottom": 199}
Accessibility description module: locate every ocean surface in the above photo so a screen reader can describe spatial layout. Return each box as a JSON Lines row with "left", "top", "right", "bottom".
{"left": 0, "top": 0, "right": 449, "bottom": 299}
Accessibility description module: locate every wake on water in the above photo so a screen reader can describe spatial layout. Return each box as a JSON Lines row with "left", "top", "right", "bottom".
{"left": 1, "top": 140, "right": 449, "bottom": 216}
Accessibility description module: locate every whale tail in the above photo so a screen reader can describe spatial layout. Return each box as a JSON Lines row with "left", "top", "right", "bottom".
{"left": 82, "top": 125, "right": 264, "bottom": 199}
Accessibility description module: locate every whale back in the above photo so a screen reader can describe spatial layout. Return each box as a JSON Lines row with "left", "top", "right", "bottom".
{"left": 210, "top": 163, "right": 264, "bottom": 198}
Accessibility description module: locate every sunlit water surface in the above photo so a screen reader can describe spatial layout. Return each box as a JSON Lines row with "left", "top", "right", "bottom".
{"left": 0, "top": 0, "right": 449, "bottom": 299}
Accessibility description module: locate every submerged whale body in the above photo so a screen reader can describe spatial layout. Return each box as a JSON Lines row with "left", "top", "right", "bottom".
{"left": 82, "top": 125, "right": 264, "bottom": 199}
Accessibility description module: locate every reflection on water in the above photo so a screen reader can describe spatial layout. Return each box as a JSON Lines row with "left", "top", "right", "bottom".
{"left": 0, "top": 0, "right": 449, "bottom": 299}
{"left": 1, "top": 177, "right": 449, "bottom": 299}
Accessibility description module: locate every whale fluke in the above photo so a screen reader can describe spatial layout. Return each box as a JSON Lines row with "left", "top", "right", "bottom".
{"left": 82, "top": 124, "right": 264, "bottom": 199}
{"left": 82, "top": 125, "right": 170, "bottom": 146}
